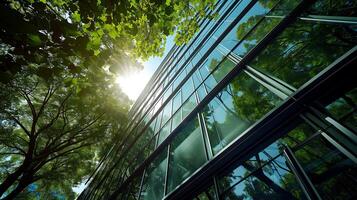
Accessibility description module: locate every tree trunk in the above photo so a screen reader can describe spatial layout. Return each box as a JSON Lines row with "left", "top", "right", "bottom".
{"left": 1, "top": 177, "right": 32, "bottom": 200}
{"left": 0, "top": 140, "right": 35, "bottom": 198}
{"left": 0, "top": 167, "right": 24, "bottom": 197}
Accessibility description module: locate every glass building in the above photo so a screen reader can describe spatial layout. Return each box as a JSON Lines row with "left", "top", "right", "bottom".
{"left": 79, "top": 0, "right": 357, "bottom": 199}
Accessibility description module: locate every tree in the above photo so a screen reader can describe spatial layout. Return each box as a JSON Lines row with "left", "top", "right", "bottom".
{"left": 0, "top": 66, "right": 129, "bottom": 199}
{"left": 0, "top": 0, "right": 217, "bottom": 198}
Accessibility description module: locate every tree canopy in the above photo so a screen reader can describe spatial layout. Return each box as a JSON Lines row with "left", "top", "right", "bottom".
{"left": 0, "top": 0, "right": 216, "bottom": 199}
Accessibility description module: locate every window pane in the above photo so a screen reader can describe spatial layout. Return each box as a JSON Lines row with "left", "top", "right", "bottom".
{"left": 203, "top": 72, "right": 282, "bottom": 155}
{"left": 171, "top": 109, "right": 182, "bottom": 132}
{"left": 161, "top": 101, "right": 172, "bottom": 126}
{"left": 182, "top": 78, "right": 195, "bottom": 102}
{"left": 172, "top": 91, "right": 182, "bottom": 114}
{"left": 249, "top": 15, "right": 356, "bottom": 88}
{"left": 293, "top": 135, "right": 357, "bottom": 199}
{"left": 167, "top": 117, "right": 207, "bottom": 192}
{"left": 173, "top": 71, "right": 186, "bottom": 89}
{"left": 220, "top": 155, "right": 307, "bottom": 200}
{"left": 197, "top": 85, "right": 207, "bottom": 102}
{"left": 324, "top": 88, "right": 357, "bottom": 133}
{"left": 158, "top": 120, "right": 171, "bottom": 145}
{"left": 140, "top": 148, "right": 168, "bottom": 200}
{"left": 182, "top": 94, "right": 197, "bottom": 119}
{"left": 211, "top": 57, "right": 236, "bottom": 82}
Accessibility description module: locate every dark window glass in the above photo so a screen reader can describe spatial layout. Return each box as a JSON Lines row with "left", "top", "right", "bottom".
{"left": 220, "top": 155, "right": 307, "bottom": 200}
{"left": 140, "top": 148, "right": 167, "bottom": 200}
{"left": 167, "top": 117, "right": 207, "bottom": 192}
{"left": 194, "top": 183, "right": 218, "bottom": 200}
{"left": 325, "top": 88, "right": 357, "bottom": 133}
{"left": 249, "top": 14, "right": 356, "bottom": 88}
{"left": 261, "top": 122, "right": 317, "bottom": 161}
{"left": 203, "top": 72, "right": 282, "bottom": 155}
{"left": 293, "top": 135, "right": 357, "bottom": 199}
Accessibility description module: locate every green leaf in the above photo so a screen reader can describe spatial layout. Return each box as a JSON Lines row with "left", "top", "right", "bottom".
{"left": 28, "top": 34, "right": 42, "bottom": 46}
{"left": 72, "top": 10, "right": 81, "bottom": 23}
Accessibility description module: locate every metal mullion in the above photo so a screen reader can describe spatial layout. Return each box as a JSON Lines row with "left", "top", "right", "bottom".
{"left": 243, "top": 69, "right": 289, "bottom": 99}
{"left": 164, "top": 145, "right": 171, "bottom": 196}
{"left": 320, "top": 131, "right": 357, "bottom": 163}
{"left": 245, "top": 65, "right": 296, "bottom": 95}
{"left": 137, "top": 168, "right": 146, "bottom": 200}
{"left": 198, "top": 112, "right": 214, "bottom": 160}
{"left": 212, "top": 177, "right": 221, "bottom": 200}
{"left": 324, "top": 116, "right": 357, "bottom": 144}
{"left": 266, "top": 14, "right": 357, "bottom": 25}
{"left": 304, "top": 106, "right": 357, "bottom": 159}
{"left": 283, "top": 147, "right": 322, "bottom": 200}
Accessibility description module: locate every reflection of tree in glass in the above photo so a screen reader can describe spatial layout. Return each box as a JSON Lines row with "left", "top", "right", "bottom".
{"left": 220, "top": 155, "right": 304, "bottom": 199}
{"left": 240, "top": 0, "right": 357, "bottom": 88}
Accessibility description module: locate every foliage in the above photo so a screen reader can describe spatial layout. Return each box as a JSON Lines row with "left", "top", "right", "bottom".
{"left": 0, "top": 0, "right": 217, "bottom": 199}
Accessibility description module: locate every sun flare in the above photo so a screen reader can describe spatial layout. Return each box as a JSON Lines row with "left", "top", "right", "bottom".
{"left": 115, "top": 69, "right": 151, "bottom": 100}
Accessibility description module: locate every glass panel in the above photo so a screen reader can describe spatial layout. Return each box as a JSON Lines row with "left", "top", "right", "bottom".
{"left": 219, "top": 0, "right": 282, "bottom": 51}
{"left": 182, "top": 94, "right": 197, "bottom": 119}
{"left": 203, "top": 72, "right": 282, "bottom": 155}
{"left": 199, "top": 49, "right": 225, "bottom": 80}
{"left": 306, "top": 0, "right": 357, "bottom": 17}
{"left": 163, "top": 85, "right": 172, "bottom": 102}
{"left": 158, "top": 120, "right": 171, "bottom": 145}
{"left": 293, "top": 135, "right": 357, "bottom": 199}
{"left": 249, "top": 10, "right": 356, "bottom": 88}
{"left": 140, "top": 148, "right": 168, "bottom": 200}
{"left": 324, "top": 88, "right": 357, "bottom": 133}
{"left": 192, "top": 71, "right": 203, "bottom": 88}
{"left": 154, "top": 111, "right": 163, "bottom": 134}
{"left": 182, "top": 78, "right": 195, "bottom": 102}
{"left": 199, "top": 59, "right": 212, "bottom": 79}
{"left": 262, "top": 122, "right": 317, "bottom": 159}
{"left": 203, "top": 75, "right": 218, "bottom": 94}
{"left": 167, "top": 117, "right": 207, "bottom": 192}
{"left": 172, "top": 91, "right": 182, "bottom": 114}
{"left": 220, "top": 155, "right": 307, "bottom": 200}
{"left": 173, "top": 70, "right": 186, "bottom": 90}
{"left": 211, "top": 57, "right": 236, "bottom": 82}
{"left": 197, "top": 85, "right": 207, "bottom": 102}
{"left": 171, "top": 108, "right": 182, "bottom": 132}
{"left": 161, "top": 101, "right": 172, "bottom": 126}
{"left": 194, "top": 183, "right": 217, "bottom": 200}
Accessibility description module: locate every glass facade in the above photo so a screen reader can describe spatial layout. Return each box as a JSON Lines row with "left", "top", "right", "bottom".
{"left": 79, "top": 0, "right": 357, "bottom": 199}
